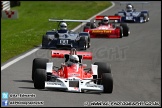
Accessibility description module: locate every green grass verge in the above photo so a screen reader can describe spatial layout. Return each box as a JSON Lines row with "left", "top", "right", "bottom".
{"left": 1, "top": 1, "right": 112, "bottom": 63}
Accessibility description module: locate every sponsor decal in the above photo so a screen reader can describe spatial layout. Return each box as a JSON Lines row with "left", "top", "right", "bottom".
{"left": 60, "top": 40, "right": 68, "bottom": 44}
{"left": 47, "top": 82, "right": 61, "bottom": 85}
{"left": 92, "top": 30, "right": 111, "bottom": 33}
{"left": 68, "top": 73, "right": 80, "bottom": 77}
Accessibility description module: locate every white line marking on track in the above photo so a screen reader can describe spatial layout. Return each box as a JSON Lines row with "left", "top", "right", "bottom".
{"left": 1, "top": 48, "right": 40, "bottom": 71}
{"left": 1, "top": 2, "right": 115, "bottom": 71}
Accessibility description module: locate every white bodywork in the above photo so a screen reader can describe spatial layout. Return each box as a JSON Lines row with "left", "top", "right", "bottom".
{"left": 91, "top": 64, "right": 98, "bottom": 76}
{"left": 45, "top": 77, "right": 103, "bottom": 92}
{"left": 45, "top": 63, "right": 103, "bottom": 92}
{"left": 46, "top": 62, "right": 53, "bottom": 73}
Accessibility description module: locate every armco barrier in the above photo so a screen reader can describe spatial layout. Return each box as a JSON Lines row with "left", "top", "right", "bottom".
{"left": 1, "top": 1, "right": 10, "bottom": 11}
{"left": 1, "top": 1, "right": 19, "bottom": 19}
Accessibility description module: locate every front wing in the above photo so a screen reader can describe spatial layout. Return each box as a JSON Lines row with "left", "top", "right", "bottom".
{"left": 45, "top": 77, "right": 103, "bottom": 92}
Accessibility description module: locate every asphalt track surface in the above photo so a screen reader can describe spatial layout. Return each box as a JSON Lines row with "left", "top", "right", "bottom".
{"left": 1, "top": 1, "right": 161, "bottom": 107}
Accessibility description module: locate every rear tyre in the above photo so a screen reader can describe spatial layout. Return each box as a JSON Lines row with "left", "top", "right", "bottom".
{"left": 32, "top": 58, "right": 49, "bottom": 81}
{"left": 140, "top": 13, "right": 147, "bottom": 23}
{"left": 42, "top": 35, "right": 49, "bottom": 49}
{"left": 102, "top": 73, "right": 113, "bottom": 93}
{"left": 145, "top": 13, "right": 149, "bottom": 22}
{"left": 87, "top": 37, "right": 91, "bottom": 48}
{"left": 79, "top": 32, "right": 90, "bottom": 48}
{"left": 79, "top": 36, "right": 88, "bottom": 50}
{"left": 85, "top": 22, "right": 96, "bottom": 29}
{"left": 34, "top": 69, "right": 47, "bottom": 89}
{"left": 114, "top": 13, "right": 118, "bottom": 16}
{"left": 83, "top": 26, "right": 90, "bottom": 32}
{"left": 116, "top": 26, "right": 123, "bottom": 38}
{"left": 120, "top": 23, "right": 130, "bottom": 36}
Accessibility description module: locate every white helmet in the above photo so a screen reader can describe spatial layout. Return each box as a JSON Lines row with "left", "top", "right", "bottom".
{"left": 69, "top": 55, "right": 79, "bottom": 63}
{"left": 126, "top": 4, "right": 133, "bottom": 12}
{"left": 103, "top": 16, "right": 109, "bottom": 24}
{"left": 60, "top": 22, "right": 67, "bottom": 30}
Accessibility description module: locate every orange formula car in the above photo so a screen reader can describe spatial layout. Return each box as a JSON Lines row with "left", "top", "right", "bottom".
{"left": 84, "top": 15, "right": 130, "bottom": 38}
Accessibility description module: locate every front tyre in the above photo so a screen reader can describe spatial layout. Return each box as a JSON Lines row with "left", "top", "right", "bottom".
{"left": 94, "top": 62, "right": 111, "bottom": 84}
{"left": 32, "top": 58, "right": 49, "bottom": 81}
{"left": 34, "top": 69, "right": 47, "bottom": 89}
{"left": 102, "top": 73, "right": 113, "bottom": 93}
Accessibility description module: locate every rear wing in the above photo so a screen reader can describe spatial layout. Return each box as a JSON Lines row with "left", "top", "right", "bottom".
{"left": 95, "top": 15, "right": 121, "bottom": 20}
{"left": 51, "top": 50, "right": 92, "bottom": 60}
{"left": 120, "top": 2, "right": 149, "bottom": 10}
{"left": 120, "top": 2, "right": 149, "bottom": 5}
{"left": 49, "top": 19, "right": 90, "bottom": 23}
{"left": 48, "top": 19, "right": 90, "bottom": 31}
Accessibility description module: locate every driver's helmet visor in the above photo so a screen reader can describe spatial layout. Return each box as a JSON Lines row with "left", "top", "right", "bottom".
{"left": 60, "top": 25, "right": 67, "bottom": 28}
{"left": 103, "top": 19, "right": 108, "bottom": 22}
{"left": 70, "top": 59, "right": 79, "bottom": 63}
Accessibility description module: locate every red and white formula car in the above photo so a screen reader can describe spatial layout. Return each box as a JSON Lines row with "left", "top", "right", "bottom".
{"left": 83, "top": 15, "right": 130, "bottom": 38}
{"left": 32, "top": 48, "right": 113, "bottom": 93}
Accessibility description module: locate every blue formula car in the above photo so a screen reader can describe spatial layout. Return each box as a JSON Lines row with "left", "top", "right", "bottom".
{"left": 42, "top": 19, "right": 91, "bottom": 50}
{"left": 115, "top": 2, "right": 150, "bottom": 23}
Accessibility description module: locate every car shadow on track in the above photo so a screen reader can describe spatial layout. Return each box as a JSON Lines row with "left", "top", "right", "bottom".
{"left": 18, "top": 87, "right": 35, "bottom": 89}
{"left": 39, "top": 88, "right": 103, "bottom": 95}
{"left": 13, "top": 80, "right": 35, "bottom": 89}
{"left": 13, "top": 80, "right": 33, "bottom": 83}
